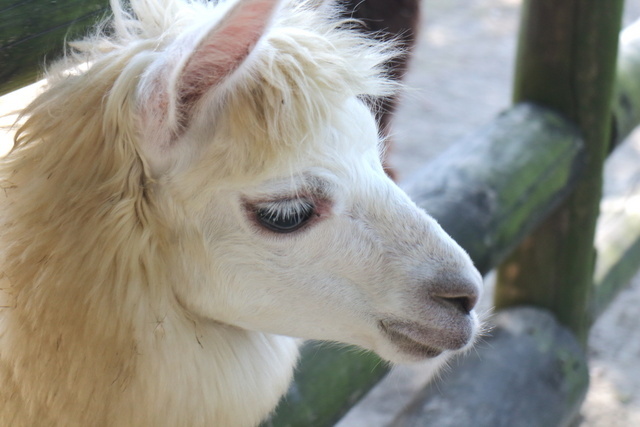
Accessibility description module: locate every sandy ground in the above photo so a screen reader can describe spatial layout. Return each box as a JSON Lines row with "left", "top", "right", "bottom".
{"left": 2, "top": 1, "right": 640, "bottom": 426}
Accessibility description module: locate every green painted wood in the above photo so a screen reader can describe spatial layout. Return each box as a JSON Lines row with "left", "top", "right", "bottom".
{"left": 403, "top": 103, "right": 584, "bottom": 276}
{"left": 495, "top": 0, "right": 625, "bottom": 344}
{"left": 262, "top": 343, "right": 388, "bottom": 427}
{"left": 0, "top": 0, "right": 109, "bottom": 96}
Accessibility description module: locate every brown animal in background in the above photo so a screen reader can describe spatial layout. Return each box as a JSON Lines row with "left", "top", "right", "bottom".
{"left": 343, "top": 0, "right": 420, "bottom": 178}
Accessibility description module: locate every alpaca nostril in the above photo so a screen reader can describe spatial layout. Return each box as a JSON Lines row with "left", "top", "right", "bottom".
{"left": 427, "top": 273, "right": 481, "bottom": 315}
{"left": 435, "top": 294, "right": 477, "bottom": 315}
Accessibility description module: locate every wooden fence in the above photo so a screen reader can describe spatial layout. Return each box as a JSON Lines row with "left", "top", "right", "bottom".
{"left": 2, "top": 0, "right": 640, "bottom": 426}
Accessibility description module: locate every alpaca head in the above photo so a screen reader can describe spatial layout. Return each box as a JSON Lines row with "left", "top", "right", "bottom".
{"left": 123, "top": 0, "right": 483, "bottom": 365}
{"left": 21, "top": 0, "right": 481, "bottom": 368}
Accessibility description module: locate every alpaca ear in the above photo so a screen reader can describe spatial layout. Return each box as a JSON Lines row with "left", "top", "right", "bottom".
{"left": 172, "top": 0, "right": 282, "bottom": 121}
{"left": 139, "top": 0, "right": 282, "bottom": 173}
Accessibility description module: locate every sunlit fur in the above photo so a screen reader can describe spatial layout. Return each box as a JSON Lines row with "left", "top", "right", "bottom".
{"left": 0, "top": 0, "right": 482, "bottom": 426}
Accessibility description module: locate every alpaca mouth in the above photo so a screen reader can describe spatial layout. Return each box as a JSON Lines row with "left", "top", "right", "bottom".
{"left": 378, "top": 321, "right": 444, "bottom": 359}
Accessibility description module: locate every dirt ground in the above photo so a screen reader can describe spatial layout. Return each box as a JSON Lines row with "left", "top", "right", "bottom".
{"left": 2, "top": 1, "right": 640, "bottom": 426}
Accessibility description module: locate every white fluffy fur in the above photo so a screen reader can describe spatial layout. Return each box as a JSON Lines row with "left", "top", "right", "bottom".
{"left": 0, "top": 0, "right": 482, "bottom": 425}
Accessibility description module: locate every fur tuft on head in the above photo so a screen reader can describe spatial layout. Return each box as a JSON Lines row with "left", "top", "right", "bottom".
{"left": 13, "top": 0, "right": 400, "bottom": 177}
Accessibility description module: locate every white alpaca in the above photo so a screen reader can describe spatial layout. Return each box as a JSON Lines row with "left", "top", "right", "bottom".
{"left": 0, "top": 0, "right": 482, "bottom": 425}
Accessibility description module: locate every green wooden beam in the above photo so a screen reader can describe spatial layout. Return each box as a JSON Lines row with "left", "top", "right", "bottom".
{"left": 495, "top": 0, "right": 625, "bottom": 344}
{"left": 262, "top": 343, "right": 387, "bottom": 427}
{"left": 0, "top": 0, "right": 109, "bottom": 96}
{"left": 403, "top": 103, "right": 584, "bottom": 276}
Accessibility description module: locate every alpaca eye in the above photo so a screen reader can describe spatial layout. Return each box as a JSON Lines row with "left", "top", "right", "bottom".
{"left": 255, "top": 199, "right": 315, "bottom": 233}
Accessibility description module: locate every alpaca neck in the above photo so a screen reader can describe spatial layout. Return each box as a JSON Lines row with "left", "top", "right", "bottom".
{"left": 1, "top": 258, "right": 299, "bottom": 427}
{"left": 120, "top": 311, "right": 300, "bottom": 426}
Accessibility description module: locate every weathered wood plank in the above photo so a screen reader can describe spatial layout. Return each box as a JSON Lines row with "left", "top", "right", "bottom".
{"left": 392, "top": 307, "right": 589, "bottom": 427}
{"left": 403, "top": 103, "right": 584, "bottom": 275}
{"left": 0, "top": 0, "right": 109, "bottom": 95}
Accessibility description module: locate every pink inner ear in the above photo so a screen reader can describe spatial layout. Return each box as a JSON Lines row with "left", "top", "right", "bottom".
{"left": 177, "top": 0, "right": 280, "bottom": 117}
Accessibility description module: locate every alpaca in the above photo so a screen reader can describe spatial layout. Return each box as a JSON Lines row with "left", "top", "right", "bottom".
{"left": 0, "top": 0, "right": 482, "bottom": 425}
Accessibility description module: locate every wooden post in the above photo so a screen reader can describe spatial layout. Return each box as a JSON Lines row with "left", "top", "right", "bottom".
{"left": 495, "top": 0, "right": 624, "bottom": 343}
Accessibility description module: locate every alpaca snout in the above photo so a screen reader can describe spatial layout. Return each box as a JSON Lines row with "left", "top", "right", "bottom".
{"left": 375, "top": 270, "right": 482, "bottom": 362}
{"left": 417, "top": 271, "right": 483, "bottom": 347}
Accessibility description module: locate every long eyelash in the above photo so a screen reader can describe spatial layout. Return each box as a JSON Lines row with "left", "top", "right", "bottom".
{"left": 256, "top": 199, "right": 313, "bottom": 220}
